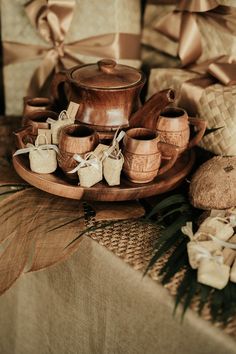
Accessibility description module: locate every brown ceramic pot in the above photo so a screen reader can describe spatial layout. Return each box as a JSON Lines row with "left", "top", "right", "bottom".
{"left": 23, "top": 97, "right": 52, "bottom": 117}
{"left": 122, "top": 128, "right": 178, "bottom": 183}
{"left": 157, "top": 107, "right": 207, "bottom": 157}
{"left": 57, "top": 124, "right": 99, "bottom": 179}
{"left": 51, "top": 59, "right": 175, "bottom": 131}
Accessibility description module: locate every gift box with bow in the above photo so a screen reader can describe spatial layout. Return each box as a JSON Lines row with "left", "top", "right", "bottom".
{"left": 142, "top": 0, "right": 236, "bottom": 68}
{"left": 2, "top": 0, "right": 141, "bottom": 115}
{"left": 148, "top": 56, "right": 236, "bottom": 156}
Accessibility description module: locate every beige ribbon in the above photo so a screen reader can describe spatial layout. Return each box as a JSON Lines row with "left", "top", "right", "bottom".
{"left": 182, "top": 221, "right": 236, "bottom": 250}
{"left": 178, "top": 55, "right": 236, "bottom": 116}
{"left": 69, "top": 153, "right": 101, "bottom": 174}
{"left": 13, "top": 134, "right": 59, "bottom": 157}
{"left": 153, "top": 0, "right": 236, "bottom": 66}
{"left": 3, "top": 0, "right": 140, "bottom": 96}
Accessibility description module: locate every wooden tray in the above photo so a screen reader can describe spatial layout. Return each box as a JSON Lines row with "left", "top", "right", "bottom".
{"left": 13, "top": 150, "right": 195, "bottom": 201}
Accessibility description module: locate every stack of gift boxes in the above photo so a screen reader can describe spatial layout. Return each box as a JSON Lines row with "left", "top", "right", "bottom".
{"left": 143, "top": 0, "right": 236, "bottom": 156}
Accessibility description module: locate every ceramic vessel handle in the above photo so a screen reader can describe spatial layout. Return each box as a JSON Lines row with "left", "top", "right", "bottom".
{"left": 50, "top": 71, "right": 69, "bottom": 107}
{"left": 157, "top": 142, "right": 179, "bottom": 176}
{"left": 188, "top": 117, "right": 207, "bottom": 149}
{"left": 14, "top": 126, "right": 34, "bottom": 149}
{"left": 98, "top": 59, "right": 116, "bottom": 74}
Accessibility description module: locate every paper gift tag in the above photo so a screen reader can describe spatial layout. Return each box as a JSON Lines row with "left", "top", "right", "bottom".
{"left": 67, "top": 101, "right": 80, "bottom": 121}
{"left": 187, "top": 241, "right": 222, "bottom": 269}
{"left": 103, "top": 155, "right": 124, "bottom": 186}
{"left": 197, "top": 258, "right": 230, "bottom": 290}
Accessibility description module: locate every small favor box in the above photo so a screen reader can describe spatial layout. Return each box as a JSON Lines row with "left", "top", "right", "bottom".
{"left": 78, "top": 161, "right": 103, "bottom": 188}
{"left": 29, "top": 149, "right": 57, "bottom": 174}
{"left": 103, "top": 155, "right": 124, "bottom": 186}
{"left": 2, "top": 0, "right": 141, "bottom": 115}
{"left": 198, "top": 258, "right": 230, "bottom": 290}
{"left": 187, "top": 241, "right": 222, "bottom": 269}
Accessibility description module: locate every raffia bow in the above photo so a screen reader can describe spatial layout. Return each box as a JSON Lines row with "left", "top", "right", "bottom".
{"left": 69, "top": 153, "right": 101, "bottom": 174}
{"left": 153, "top": 0, "right": 236, "bottom": 66}
{"left": 3, "top": 0, "right": 140, "bottom": 97}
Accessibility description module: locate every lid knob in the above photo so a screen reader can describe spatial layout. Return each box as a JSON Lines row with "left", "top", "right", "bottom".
{"left": 98, "top": 59, "right": 117, "bottom": 74}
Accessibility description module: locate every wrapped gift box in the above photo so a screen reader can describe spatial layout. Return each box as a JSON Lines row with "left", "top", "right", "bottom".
{"left": 1, "top": 0, "right": 141, "bottom": 115}
{"left": 142, "top": 0, "right": 236, "bottom": 68}
{"left": 148, "top": 62, "right": 236, "bottom": 156}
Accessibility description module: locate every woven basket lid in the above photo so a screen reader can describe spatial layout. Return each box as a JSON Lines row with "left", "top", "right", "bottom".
{"left": 189, "top": 156, "right": 236, "bottom": 210}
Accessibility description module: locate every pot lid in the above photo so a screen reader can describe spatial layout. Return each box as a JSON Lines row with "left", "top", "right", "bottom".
{"left": 70, "top": 59, "right": 143, "bottom": 89}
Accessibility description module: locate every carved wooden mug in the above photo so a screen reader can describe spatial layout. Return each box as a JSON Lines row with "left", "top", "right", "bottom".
{"left": 57, "top": 124, "right": 99, "bottom": 179}
{"left": 156, "top": 107, "right": 207, "bottom": 157}
{"left": 122, "top": 128, "right": 178, "bottom": 183}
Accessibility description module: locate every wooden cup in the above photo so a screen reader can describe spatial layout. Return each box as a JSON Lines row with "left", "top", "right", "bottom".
{"left": 23, "top": 97, "right": 52, "bottom": 117}
{"left": 122, "top": 128, "right": 178, "bottom": 183}
{"left": 22, "top": 110, "right": 58, "bottom": 135}
{"left": 57, "top": 124, "right": 99, "bottom": 179}
{"left": 156, "top": 107, "right": 206, "bottom": 157}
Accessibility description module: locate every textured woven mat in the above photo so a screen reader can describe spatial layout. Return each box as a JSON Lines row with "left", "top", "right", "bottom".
{"left": 85, "top": 207, "right": 236, "bottom": 339}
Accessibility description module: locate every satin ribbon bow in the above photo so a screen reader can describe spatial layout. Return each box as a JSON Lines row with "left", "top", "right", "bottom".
{"left": 69, "top": 153, "right": 101, "bottom": 174}
{"left": 13, "top": 140, "right": 59, "bottom": 157}
{"left": 192, "top": 244, "right": 224, "bottom": 265}
{"left": 179, "top": 55, "right": 236, "bottom": 116}
{"left": 3, "top": 0, "right": 140, "bottom": 97}
{"left": 154, "top": 0, "right": 236, "bottom": 66}
{"left": 182, "top": 221, "right": 236, "bottom": 250}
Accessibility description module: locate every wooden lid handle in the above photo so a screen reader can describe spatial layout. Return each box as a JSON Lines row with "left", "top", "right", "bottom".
{"left": 98, "top": 59, "right": 117, "bottom": 73}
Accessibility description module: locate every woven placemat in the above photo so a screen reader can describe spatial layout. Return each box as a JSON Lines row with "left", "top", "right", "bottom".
{"left": 84, "top": 206, "right": 236, "bottom": 338}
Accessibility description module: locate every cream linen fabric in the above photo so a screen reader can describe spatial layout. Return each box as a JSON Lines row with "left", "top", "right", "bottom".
{"left": 0, "top": 238, "right": 235, "bottom": 354}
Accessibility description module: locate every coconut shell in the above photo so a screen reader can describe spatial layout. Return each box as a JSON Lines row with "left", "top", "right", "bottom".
{"left": 189, "top": 156, "right": 236, "bottom": 210}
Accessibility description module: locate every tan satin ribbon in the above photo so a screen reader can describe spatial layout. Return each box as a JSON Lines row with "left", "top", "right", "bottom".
{"left": 153, "top": 0, "right": 236, "bottom": 66}
{"left": 3, "top": 0, "right": 140, "bottom": 96}
{"left": 179, "top": 56, "right": 236, "bottom": 116}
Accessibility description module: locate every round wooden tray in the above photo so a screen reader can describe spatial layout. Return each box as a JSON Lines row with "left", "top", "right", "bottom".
{"left": 13, "top": 150, "right": 195, "bottom": 201}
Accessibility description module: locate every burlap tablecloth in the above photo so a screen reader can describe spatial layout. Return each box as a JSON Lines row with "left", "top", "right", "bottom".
{"left": 0, "top": 234, "right": 235, "bottom": 354}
